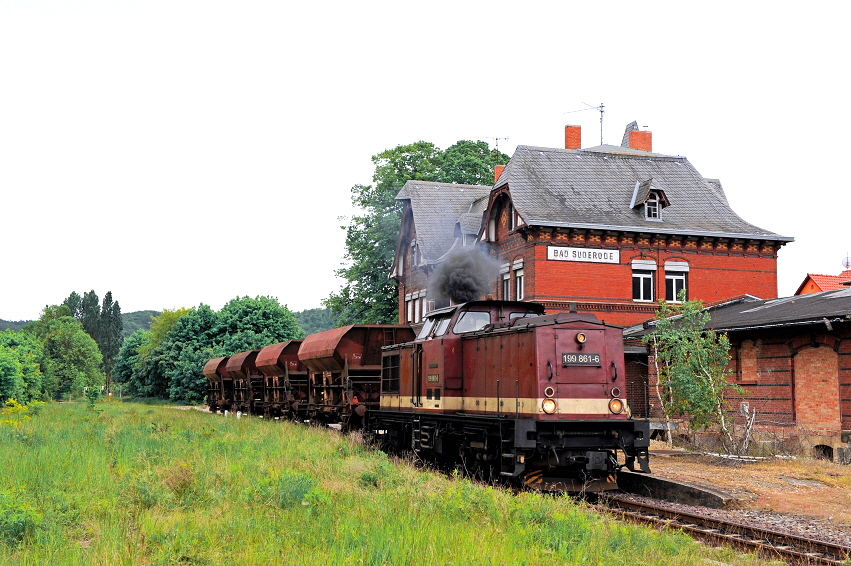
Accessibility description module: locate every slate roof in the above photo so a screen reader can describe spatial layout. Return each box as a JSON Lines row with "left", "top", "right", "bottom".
{"left": 624, "top": 289, "right": 851, "bottom": 338}
{"left": 459, "top": 196, "right": 488, "bottom": 236}
{"left": 795, "top": 270, "right": 851, "bottom": 294}
{"left": 396, "top": 181, "right": 491, "bottom": 263}
{"left": 495, "top": 145, "right": 792, "bottom": 241}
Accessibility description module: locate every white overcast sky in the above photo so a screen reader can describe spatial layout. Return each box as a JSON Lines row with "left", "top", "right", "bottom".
{"left": 1, "top": 1, "right": 848, "bottom": 321}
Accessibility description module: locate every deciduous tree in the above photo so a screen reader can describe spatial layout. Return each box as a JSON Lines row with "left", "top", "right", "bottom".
{"left": 325, "top": 140, "right": 509, "bottom": 325}
{"left": 111, "top": 297, "right": 303, "bottom": 402}
{"left": 643, "top": 295, "right": 742, "bottom": 449}
{"left": 62, "top": 292, "right": 83, "bottom": 320}
{"left": 24, "top": 306, "right": 103, "bottom": 399}
{"left": 112, "top": 328, "right": 148, "bottom": 394}
{"left": 0, "top": 331, "right": 43, "bottom": 403}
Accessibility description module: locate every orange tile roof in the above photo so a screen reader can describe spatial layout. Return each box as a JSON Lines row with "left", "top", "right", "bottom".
{"left": 795, "top": 269, "right": 851, "bottom": 294}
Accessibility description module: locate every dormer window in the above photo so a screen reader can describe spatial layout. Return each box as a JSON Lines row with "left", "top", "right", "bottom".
{"left": 645, "top": 193, "right": 660, "bottom": 219}
{"left": 630, "top": 179, "right": 670, "bottom": 221}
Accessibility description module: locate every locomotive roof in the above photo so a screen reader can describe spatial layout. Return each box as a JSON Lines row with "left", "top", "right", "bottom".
{"left": 510, "top": 311, "right": 607, "bottom": 329}
{"left": 424, "top": 300, "right": 545, "bottom": 318}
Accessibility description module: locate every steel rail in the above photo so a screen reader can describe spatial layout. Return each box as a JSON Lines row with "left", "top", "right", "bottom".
{"left": 597, "top": 495, "right": 851, "bottom": 565}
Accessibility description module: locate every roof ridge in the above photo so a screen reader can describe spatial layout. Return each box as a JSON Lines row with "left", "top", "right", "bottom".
{"left": 516, "top": 143, "right": 686, "bottom": 160}
{"left": 406, "top": 180, "right": 491, "bottom": 189}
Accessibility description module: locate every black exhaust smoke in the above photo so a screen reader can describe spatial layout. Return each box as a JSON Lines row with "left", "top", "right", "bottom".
{"left": 430, "top": 248, "right": 500, "bottom": 304}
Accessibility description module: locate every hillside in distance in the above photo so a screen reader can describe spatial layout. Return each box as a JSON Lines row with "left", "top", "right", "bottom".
{"left": 121, "top": 310, "right": 160, "bottom": 338}
{"left": 3, "top": 307, "right": 333, "bottom": 339}
{"left": 0, "top": 318, "right": 28, "bottom": 332}
{"left": 1, "top": 310, "right": 161, "bottom": 338}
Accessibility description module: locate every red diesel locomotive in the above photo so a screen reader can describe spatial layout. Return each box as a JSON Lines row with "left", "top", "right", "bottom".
{"left": 204, "top": 299, "right": 650, "bottom": 488}
{"left": 374, "top": 300, "right": 649, "bottom": 488}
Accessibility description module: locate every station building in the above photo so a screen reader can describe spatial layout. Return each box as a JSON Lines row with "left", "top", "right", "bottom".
{"left": 391, "top": 123, "right": 793, "bottom": 327}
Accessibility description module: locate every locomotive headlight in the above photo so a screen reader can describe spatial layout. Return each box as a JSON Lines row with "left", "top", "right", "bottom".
{"left": 608, "top": 398, "right": 624, "bottom": 414}
{"left": 576, "top": 332, "right": 587, "bottom": 344}
{"left": 542, "top": 398, "right": 557, "bottom": 414}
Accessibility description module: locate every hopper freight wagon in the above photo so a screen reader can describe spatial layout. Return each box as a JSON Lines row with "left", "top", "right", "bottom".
{"left": 297, "top": 325, "right": 415, "bottom": 428}
{"left": 255, "top": 340, "right": 307, "bottom": 420}
{"left": 226, "top": 350, "right": 263, "bottom": 414}
{"left": 203, "top": 356, "right": 233, "bottom": 413}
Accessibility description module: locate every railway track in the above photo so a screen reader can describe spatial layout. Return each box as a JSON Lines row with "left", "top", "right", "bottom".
{"left": 596, "top": 494, "right": 851, "bottom": 565}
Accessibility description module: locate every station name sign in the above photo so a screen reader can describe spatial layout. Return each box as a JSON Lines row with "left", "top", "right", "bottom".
{"left": 547, "top": 246, "right": 620, "bottom": 264}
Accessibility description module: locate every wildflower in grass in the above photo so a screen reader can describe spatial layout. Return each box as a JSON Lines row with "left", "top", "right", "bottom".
{"left": 0, "top": 399, "right": 31, "bottom": 428}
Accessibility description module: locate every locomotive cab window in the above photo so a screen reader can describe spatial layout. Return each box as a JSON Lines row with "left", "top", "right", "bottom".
{"left": 416, "top": 318, "right": 437, "bottom": 340}
{"left": 433, "top": 316, "right": 452, "bottom": 336}
{"left": 417, "top": 315, "right": 452, "bottom": 339}
{"left": 453, "top": 311, "right": 491, "bottom": 334}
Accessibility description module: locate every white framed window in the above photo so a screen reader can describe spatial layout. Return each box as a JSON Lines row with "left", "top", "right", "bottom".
{"left": 632, "top": 270, "right": 654, "bottom": 301}
{"left": 508, "top": 203, "right": 515, "bottom": 231}
{"left": 665, "top": 272, "right": 686, "bottom": 302}
{"left": 515, "top": 269, "right": 524, "bottom": 300}
{"left": 664, "top": 261, "right": 689, "bottom": 302}
{"left": 405, "top": 293, "right": 413, "bottom": 323}
{"left": 631, "top": 259, "right": 657, "bottom": 302}
{"left": 645, "top": 193, "right": 659, "bottom": 219}
{"left": 502, "top": 273, "right": 510, "bottom": 300}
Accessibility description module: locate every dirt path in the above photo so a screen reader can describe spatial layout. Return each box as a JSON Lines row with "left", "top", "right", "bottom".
{"left": 648, "top": 447, "right": 851, "bottom": 525}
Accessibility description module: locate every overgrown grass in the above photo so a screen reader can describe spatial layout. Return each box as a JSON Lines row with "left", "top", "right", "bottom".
{"left": 0, "top": 402, "right": 773, "bottom": 564}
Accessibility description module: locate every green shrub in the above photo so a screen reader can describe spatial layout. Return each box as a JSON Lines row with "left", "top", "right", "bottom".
{"left": 0, "top": 487, "right": 42, "bottom": 545}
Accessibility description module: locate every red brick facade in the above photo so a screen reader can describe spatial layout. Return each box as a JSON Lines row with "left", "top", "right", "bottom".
{"left": 485, "top": 190, "right": 780, "bottom": 327}
{"left": 640, "top": 325, "right": 851, "bottom": 460}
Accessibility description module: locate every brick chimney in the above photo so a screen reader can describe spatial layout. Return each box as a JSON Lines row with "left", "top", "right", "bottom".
{"left": 493, "top": 165, "right": 505, "bottom": 183}
{"left": 628, "top": 130, "right": 652, "bottom": 152}
{"left": 564, "top": 125, "right": 581, "bottom": 150}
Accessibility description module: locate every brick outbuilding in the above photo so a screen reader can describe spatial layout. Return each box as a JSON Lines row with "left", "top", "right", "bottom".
{"left": 624, "top": 290, "right": 851, "bottom": 463}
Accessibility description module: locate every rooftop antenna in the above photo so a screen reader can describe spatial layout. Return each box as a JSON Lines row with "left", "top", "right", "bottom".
{"left": 487, "top": 137, "right": 509, "bottom": 153}
{"left": 564, "top": 102, "right": 605, "bottom": 145}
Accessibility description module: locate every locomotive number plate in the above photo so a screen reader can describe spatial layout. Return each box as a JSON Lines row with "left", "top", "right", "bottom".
{"left": 562, "top": 353, "right": 601, "bottom": 366}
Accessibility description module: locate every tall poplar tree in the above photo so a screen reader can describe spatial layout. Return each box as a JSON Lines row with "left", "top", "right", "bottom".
{"left": 63, "top": 289, "right": 124, "bottom": 387}
{"left": 98, "top": 291, "right": 123, "bottom": 387}
{"left": 80, "top": 290, "right": 100, "bottom": 339}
